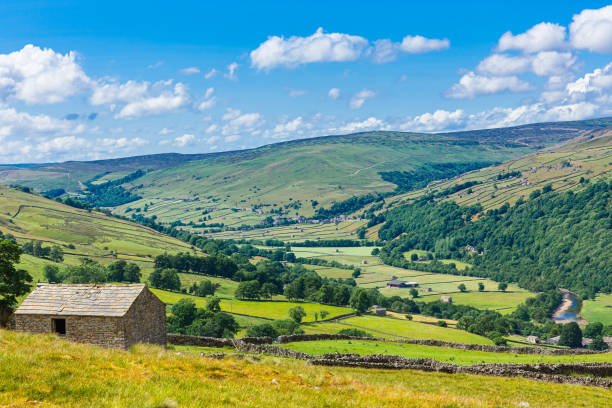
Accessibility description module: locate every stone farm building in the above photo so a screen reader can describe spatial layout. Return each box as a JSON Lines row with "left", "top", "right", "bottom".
{"left": 14, "top": 283, "right": 166, "bottom": 349}
{"left": 387, "top": 280, "right": 419, "bottom": 288}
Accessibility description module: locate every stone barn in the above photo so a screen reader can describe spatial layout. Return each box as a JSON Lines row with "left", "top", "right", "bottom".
{"left": 14, "top": 283, "right": 166, "bottom": 349}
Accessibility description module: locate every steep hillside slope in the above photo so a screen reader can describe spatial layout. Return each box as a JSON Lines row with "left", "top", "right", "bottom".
{"left": 0, "top": 185, "right": 197, "bottom": 279}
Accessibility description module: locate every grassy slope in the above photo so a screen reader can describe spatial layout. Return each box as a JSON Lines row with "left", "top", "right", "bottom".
{"left": 582, "top": 293, "right": 612, "bottom": 325}
{"left": 0, "top": 185, "right": 197, "bottom": 280}
{"left": 377, "top": 129, "right": 612, "bottom": 217}
{"left": 282, "top": 339, "right": 612, "bottom": 365}
{"left": 2, "top": 330, "right": 611, "bottom": 408}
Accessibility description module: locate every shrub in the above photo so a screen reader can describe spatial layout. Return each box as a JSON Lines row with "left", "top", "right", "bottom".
{"left": 338, "top": 328, "right": 372, "bottom": 338}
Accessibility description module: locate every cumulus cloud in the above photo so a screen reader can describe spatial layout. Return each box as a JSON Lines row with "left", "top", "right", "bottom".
{"left": 91, "top": 80, "right": 190, "bottom": 119}
{"left": 565, "top": 62, "right": 612, "bottom": 102}
{"left": 403, "top": 109, "right": 466, "bottom": 132}
{"left": 446, "top": 72, "right": 532, "bottom": 99}
{"left": 180, "top": 66, "right": 200, "bottom": 75}
{"left": 220, "top": 108, "right": 264, "bottom": 137}
{"left": 570, "top": 5, "right": 612, "bottom": 53}
{"left": 0, "top": 44, "right": 91, "bottom": 105}
{"left": 328, "top": 88, "right": 340, "bottom": 100}
{"left": 497, "top": 22, "right": 567, "bottom": 53}
{"left": 349, "top": 89, "right": 376, "bottom": 109}
{"left": 251, "top": 28, "right": 450, "bottom": 69}
{"left": 337, "top": 116, "right": 384, "bottom": 133}
{"left": 0, "top": 107, "right": 85, "bottom": 138}
{"left": 159, "top": 127, "right": 173, "bottom": 135}
{"left": 371, "top": 35, "right": 449, "bottom": 62}
{"left": 477, "top": 54, "right": 531, "bottom": 76}
{"left": 250, "top": 28, "right": 368, "bottom": 70}
{"left": 174, "top": 133, "right": 196, "bottom": 147}
{"left": 400, "top": 35, "right": 450, "bottom": 53}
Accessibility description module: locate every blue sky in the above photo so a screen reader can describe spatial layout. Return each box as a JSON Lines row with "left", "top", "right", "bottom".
{"left": 1, "top": 1, "right": 612, "bottom": 163}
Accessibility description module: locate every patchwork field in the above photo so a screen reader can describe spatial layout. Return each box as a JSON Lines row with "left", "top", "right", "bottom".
{"left": 3, "top": 330, "right": 610, "bottom": 408}
{"left": 0, "top": 186, "right": 198, "bottom": 280}
{"left": 292, "top": 246, "right": 533, "bottom": 313}
{"left": 151, "top": 289, "right": 352, "bottom": 323}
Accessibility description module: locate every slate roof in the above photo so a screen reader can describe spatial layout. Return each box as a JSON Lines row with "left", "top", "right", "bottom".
{"left": 15, "top": 283, "right": 146, "bottom": 317}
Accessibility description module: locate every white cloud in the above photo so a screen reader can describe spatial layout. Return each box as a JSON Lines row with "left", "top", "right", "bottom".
{"left": 570, "top": 5, "right": 612, "bottom": 53}
{"left": 198, "top": 87, "right": 216, "bottom": 111}
{"left": 530, "top": 51, "right": 577, "bottom": 77}
{"left": 497, "top": 22, "right": 567, "bottom": 53}
{"left": 349, "top": 89, "right": 376, "bottom": 109}
{"left": 205, "top": 124, "right": 219, "bottom": 134}
{"left": 565, "top": 62, "right": 612, "bottom": 102}
{"left": 220, "top": 108, "right": 264, "bottom": 137}
{"left": 0, "top": 44, "right": 91, "bottom": 104}
{"left": 91, "top": 80, "right": 190, "bottom": 119}
{"left": 271, "top": 117, "right": 307, "bottom": 137}
{"left": 477, "top": 54, "right": 531, "bottom": 76}
{"left": 174, "top": 133, "right": 196, "bottom": 147}
{"left": 403, "top": 109, "right": 466, "bottom": 132}
{"left": 400, "top": 35, "right": 450, "bottom": 54}
{"left": 205, "top": 68, "right": 219, "bottom": 79}
{"left": 328, "top": 88, "right": 340, "bottom": 99}
{"left": 446, "top": 72, "right": 532, "bottom": 99}
{"left": 0, "top": 107, "right": 85, "bottom": 137}
{"left": 180, "top": 67, "right": 200, "bottom": 75}
{"left": 337, "top": 117, "right": 384, "bottom": 133}
{"left": 99, "top": 137, "right": 147, "bottom": 149}
{"left": 224, "top": 62, "right": 239, "bottom": 80}
{"left": 205, "top": 135, "right": 219, "bottom": 144}
{"left": 250, "top": 27, "right": 369, "bottom": 70}
{"left": 251, "top": 28, "right": 450, "bottom": 69}
{"left": 159, "top": 127, "right": 173, "bottom": 135}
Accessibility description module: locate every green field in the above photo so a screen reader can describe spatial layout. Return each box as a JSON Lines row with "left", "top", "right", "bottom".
{"left": 209, "top": 220, "right": 365, "bottom": 242}
{"left": 281, "top": 340, "right": 612, "bottom": 365}
{"left": 582, "top": 293, "right": 612, "bottom": 325}
{"left": 327, "top": 315, "right": 493, "bottom": 344}
{"left": 3, "top": 330, "right": 611, "bottom": 408}
{"left": 0, "top": 186, "right": 198, "bottom": 281}
{"left": 151, "top": 289, "right": 352, "bottom": 323}
{"left": 292, "top": 246, "right": 533, "bottom": 313}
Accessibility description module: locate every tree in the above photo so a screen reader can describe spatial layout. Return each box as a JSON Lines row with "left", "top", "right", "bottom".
{"left": 498, "top": 282, "right": 508, "bottom": 292}
{"left": 49, "top": 245, "right": 64, "bottom": 263}
{"left": 64, "top": 259, "right": 107, "bottom": 283}
{"left": 583, "top": 322, "right": 603, "bottom": 338}
{"left": 107, "top": 260, "right": 127, "bottom": 282}
{"left": 349, "top": 288, "right": 371, "bottom": 313}
{"left": 260, "top": 282, "right": 277, "bottom": 299}
{"left": 478, "top": 282, "right": 485, "bottom": 292}
{"left": 171, "top": 298, "right": 197, "bottom": 328}
{"left": 246, "top": 323, "right": 279, "bottom": 338}
{"left": 409, "top": 288, "right": 419, "bottom": 298}
{"left": 319, "top": 310, "right": 329, "bottom": 320}
{"left": 123, "top": 263, "right": 141, "bottom": 283}
{"left": 43, "top": 265, "right": 61, "bottom": 283}
{"left": 589, "top": 337, "right": 609, "bottom": 351}
{"left": 205, "top": 296, "right": 221, "bottom": 312}
{"left": 288, "top": 306, "right": 306, "bottom": 323}
{"left": 0, "top": 239, "right": 32, "bottom": 313}
{"left": 149, "top": 268, "right": 181, "bottom": 291}
{"left": 458, "top": 283, "right": 467, "bottom": 292}
{"left": 410, "top": 253, "right": 419, "bottom": 261}
{"left": 351, "top": 268, "right": 361, "bottom": 278}
{"left": 235, "top": 280, "right": 261, "bottom": 300}
{"left": 559, "top": 322, "right": 582, "bottom": 348}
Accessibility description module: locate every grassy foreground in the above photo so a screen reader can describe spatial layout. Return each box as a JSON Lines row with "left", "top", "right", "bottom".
{"left": 1, "top": 330, "right": 611, "bottom": 408}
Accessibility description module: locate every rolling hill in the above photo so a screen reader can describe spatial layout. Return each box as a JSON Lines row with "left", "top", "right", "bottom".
{"left": 0, "top": 185, "right": 199, "bottom": 280}
{"left": 1, "top": 118, "right": 611, "bottom": 233}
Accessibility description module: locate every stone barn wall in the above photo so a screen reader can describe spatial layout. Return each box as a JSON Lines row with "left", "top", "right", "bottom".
{"left": 14, "top": 314, "right": 127, "bottom": 348}
{"left": 124, "top": 288, "right": 166, "bottom": 348}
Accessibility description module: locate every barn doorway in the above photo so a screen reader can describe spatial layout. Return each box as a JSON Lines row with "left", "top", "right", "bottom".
{"left": 52, "top": 318, "right": 66, "bottom": 335}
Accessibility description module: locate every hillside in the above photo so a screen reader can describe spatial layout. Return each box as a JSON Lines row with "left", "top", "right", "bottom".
{"left": 1, "top": 330, "right": 610, "bottom": 407}
{"left": 2, "top": 119, "right": 610, "bottom": 233}
{"left": 0, "top": 185, "right": 198, "bottom": 280}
